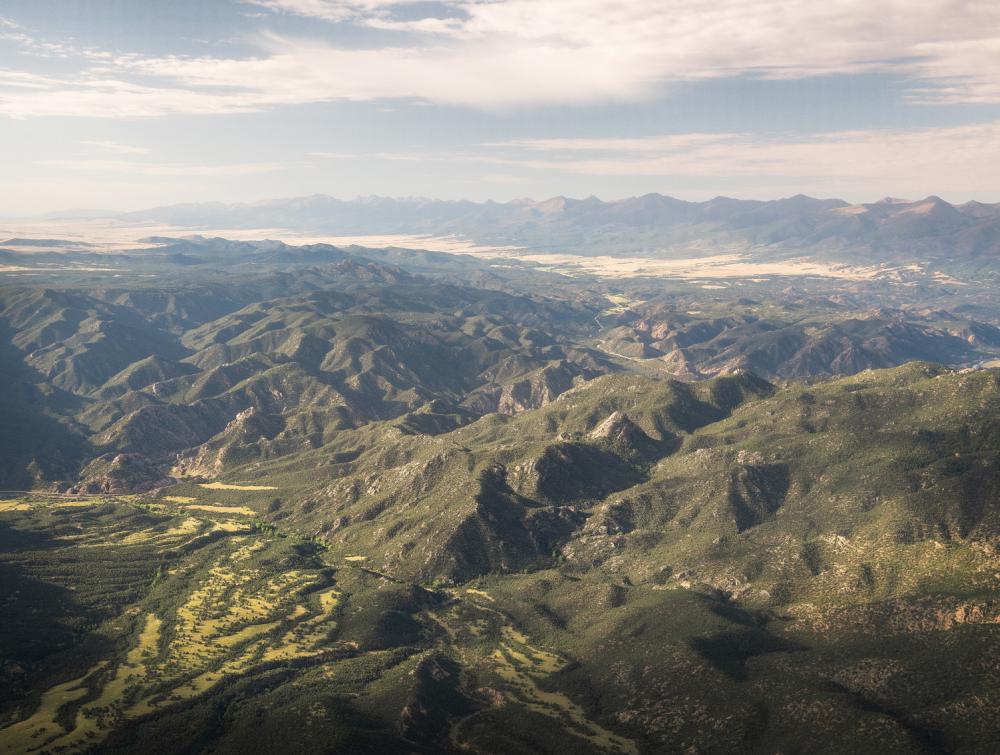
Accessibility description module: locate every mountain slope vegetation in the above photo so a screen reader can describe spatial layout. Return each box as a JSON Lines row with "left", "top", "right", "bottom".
{"left": 1, "top": 238, "right": 999, "bottom": 753}
{"left": 2, "top": 364, "right": 999, "bottom": 753}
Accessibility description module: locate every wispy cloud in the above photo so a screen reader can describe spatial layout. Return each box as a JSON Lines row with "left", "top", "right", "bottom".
{"left": 288, "top": 120, "right": 1000, "bottom": 198}
{"left": 38, "top": 158, "right": 284, "bottom": 177}
{"left": 80, "top": 139, "right": 150, "bottom": 155}
{"left": 242, "top": 1, "right": 428, "bottom": 24}
{"left": 0, "top": 15, "right": 75, "bottom": 57}
{"left": 243, "top": 1, "right": 1000, "bottom": 103}
{"left": 1, "top": 2, "right": 1000, "bottom": 118}
{"left": 487, "top": 134, "right": 747, "bottom": 153}
{"left": 476, "top": 122, "right": 1000, "bottom": 197}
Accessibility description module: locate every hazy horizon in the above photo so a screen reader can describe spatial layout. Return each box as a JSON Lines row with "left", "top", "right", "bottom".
{"left": 3, "top": 1, "right": 1000, "bottom": 214}
{"left": 8, "top": 190, "right": 997, "bottom": 222}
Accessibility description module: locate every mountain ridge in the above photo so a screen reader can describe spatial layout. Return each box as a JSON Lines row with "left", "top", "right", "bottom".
{"left": 89, "top": 192, "right": 1000, "bottom": 261}
{"left": 2, "top": 250, "right": 1000, "bottom": 752}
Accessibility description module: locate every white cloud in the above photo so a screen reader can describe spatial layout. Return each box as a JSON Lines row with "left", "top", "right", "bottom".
{"left": 907, "top": 36, "right": 1000, "bottom": 103}
{"left": 0, "top": 2, "right": 999, "bottom": 117}
{"left": 243, "top": 1, "right": 1000, "bottom": 103}
{"left": 0, "top": 69, "right": 63, "bottom": 90}
{"left": 0, "top": 14, "right": 95, "bottom": 58}
{"left": 38, "top": 158, "right": 284, "bottom": 177}
{"left": 488, "top": 134, "right": 747, "bottom": 153}
{"left": 80, "top": 139, "right": 150, "bottom": 155}
{"left": 243, "top": 0, "right": 428, "bottom": 23}
{"left": 476, "top": 122, "right": 1000, "bottom": 197}
{"left": 286, "top": 120, "right": 1000, "bottom": 200}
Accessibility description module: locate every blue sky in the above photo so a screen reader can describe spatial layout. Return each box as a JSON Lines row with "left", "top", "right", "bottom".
{"left": 2, "top": 0, "right": 1000, "bottom": 213}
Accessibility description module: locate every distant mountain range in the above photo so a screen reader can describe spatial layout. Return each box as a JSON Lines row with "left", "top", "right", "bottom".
{"left": 104, "top": 193, "right": 1000, "bottom": 260}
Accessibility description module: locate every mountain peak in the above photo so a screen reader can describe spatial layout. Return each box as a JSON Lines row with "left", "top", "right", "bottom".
{"left": 589, "top": 411, "right": 649, "bottom": 447}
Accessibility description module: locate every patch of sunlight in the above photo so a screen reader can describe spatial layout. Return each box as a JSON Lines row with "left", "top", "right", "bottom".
{"left": 0, "top": 662, "right": 107, "bottom": 752}
{"left": 186, "top": 503, "right": 255, "bottom": 515}
{"left": 199, "top": 482, "right": 277, "bottom": 491}
{"left": 1, "top": 548, "right": 348, "bottom": 752}
{"left": 487, "top": 629, "right": 637, "bottom": 754}
{"left": 465, "top": 588, "right": 495, "bottom": 602}
{"left": 120, "top": 516, "right": 203, "bottom": 545}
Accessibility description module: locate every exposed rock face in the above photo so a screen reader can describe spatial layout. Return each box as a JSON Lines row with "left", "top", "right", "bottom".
{"left": 497, "top": 363, "right": 579, "bottom": 414}
{"left": 660, "top": 348, "right": 701, "bottom": 378}
{"left": 171, "top": 407, "right": 287, "bottom": 478}
{"left": 589, "top": 411, "right": 645, "bottom": 444}
{"left": 74, "top": 453, "right": 173, "bottom": 494}
{"left": 586, "top": 499, "right": 636, "bottom": 536}
{"left": 728, "top": 463, "right": 791, "bottom": 532}
{"left": 588, "top": 412, "right": 661, "bottom": 459}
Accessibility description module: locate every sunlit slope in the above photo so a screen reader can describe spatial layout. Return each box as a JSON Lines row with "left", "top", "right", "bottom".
{"left": 235, "top": 363, "right": 1000, "bottom": 615}
{"left": 3, "top": 359, "right": 1000, "bottom": 755}
{"left": 0, "top": 496, "right": 458, "bottom": 754}
{"left": 0, "top": 276, "right": 610, "bottom": 489}
{"left": 231, "top": 372, "right": 774, "bottom": 582}
{"left": 563, "top": 363, "right": 1000, "bottom": 609}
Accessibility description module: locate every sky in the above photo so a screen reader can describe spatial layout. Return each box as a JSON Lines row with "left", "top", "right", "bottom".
{"left": 2, "top": 0, "right": 1000, "bottom": 214}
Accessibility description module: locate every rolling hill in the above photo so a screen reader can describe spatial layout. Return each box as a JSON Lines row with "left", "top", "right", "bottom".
{"left": 0, "top": 233, "right": 999, "bottom": 753}
{"left": 2, "top": 363, "right": 999, "bottom": 753}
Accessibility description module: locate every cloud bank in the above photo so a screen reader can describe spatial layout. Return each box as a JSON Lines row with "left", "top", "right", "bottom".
{"left": 1, "top": 1, "right": 1000, "bottom": 118}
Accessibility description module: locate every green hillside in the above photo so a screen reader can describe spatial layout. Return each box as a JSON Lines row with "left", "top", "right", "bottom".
{"left": 1, "top": 245, "right": 1000, "bottom": 753}
{"left": 3, "top": 364, "right": 998, "bottom": 753}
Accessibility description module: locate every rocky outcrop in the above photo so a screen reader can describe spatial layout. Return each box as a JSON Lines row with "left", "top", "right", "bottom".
{"left": 73, "top": 453, "right": 173, "bottom": 494}
{"left": 728, "top": 463, "right": 791, "bottom": 532}
{"left": 660, "top": 348, "right": 701, "bottom": 378}
{"left": 497, "top": 363, "right": 580, "bottom": 414}
{"left": 590, "top": 411, "right": 645, "bottom": 445}
{"left": 589, "top": 411, "right": 663, "bottom": 460}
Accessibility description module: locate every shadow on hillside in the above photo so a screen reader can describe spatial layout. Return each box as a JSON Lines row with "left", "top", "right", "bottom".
{"left": 0, "top": 320, "right": 92, "bottom": 488}
{"left": 690, "top": 628, "right": 807, "bottom": 682}
{"left": 0, "top": 540, "right": 112, "bottom": 714}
